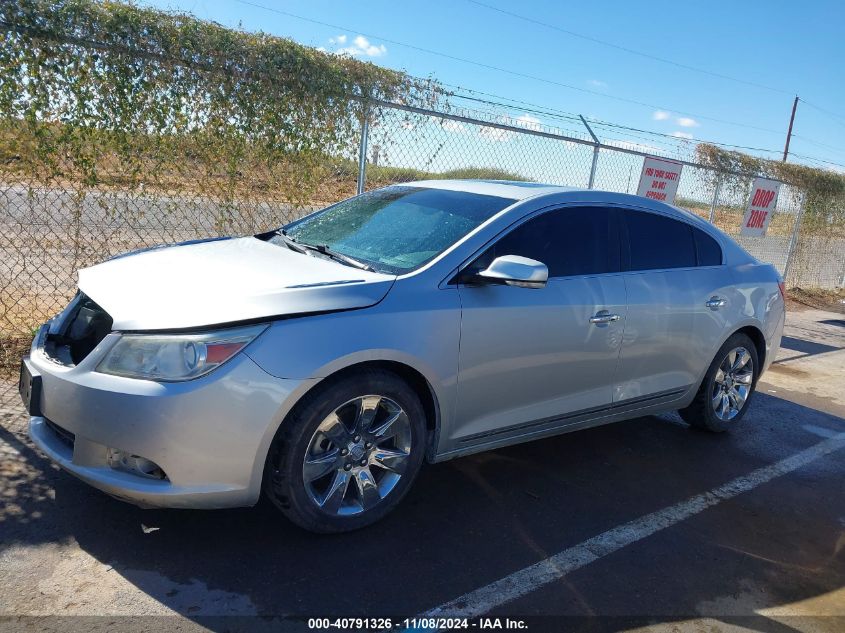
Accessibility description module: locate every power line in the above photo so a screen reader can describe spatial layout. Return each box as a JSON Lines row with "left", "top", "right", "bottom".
{"left": 447, "top": 94, "right": 595, "bottom": 137}
{"left": 466, "top": 0, "right": 793, "bottom": 96}
{"left": 444, "top": 83, "right": 783, "bottom": 155}
{"left": 800, "top": 98, "right": 845, "bottom": 122}
{"left": 419, "top": 84, "right": 845, "bottom": 168}
{"left": 439, "top": 83, "right": 787, "bottom": 155}
{"left": 445, "top": 87, "right": 584, "bottom": 124}
{"left": 235, "top": 0, "right": 842, "bottom": 167}
{"left": 32, "top": 0, "right": 836, "bottom": 171}
{"left": 440, "top": 79, "right": 787, "bottom": 150}
{"left": 442, "top": 93, "right": 791, "bottom": 162}
{"left": 447, "top": 92, "right": 582, "bottom": 125}
{"left": 24, "top": 0, "right": 830, "bottom": 169}
{"left": 589, "top": 120, "right": 781, "bottom": 154}
{"left": 798, "top": 98, "right": 845, "bottom": 132}
{"left": 792, "top": 134, "right": 845, "bottom": 157}
{"left": 234, "top": 0, "right": 788, "bottom": 136}
{"left": 790, "top": 152, "right": 845, "bottom": 171}
{"left": 445, "top": 91, "right": 740, "bottom": 158}
{"left": 464, "top": 2, "right": 845, "bottom": 149}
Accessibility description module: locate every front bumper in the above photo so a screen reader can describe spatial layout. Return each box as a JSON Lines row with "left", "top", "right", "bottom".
{"left": 25, "top": 333, "right": 309, "bottom": 509}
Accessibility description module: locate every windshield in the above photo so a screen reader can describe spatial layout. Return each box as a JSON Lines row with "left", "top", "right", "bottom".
{"left": 284, "top": 186, "right": 515, "bottom": 274}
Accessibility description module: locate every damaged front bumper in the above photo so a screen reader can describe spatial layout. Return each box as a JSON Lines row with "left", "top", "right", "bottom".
{"left": 25, "top": 327, "right": 309, "bottom": 509}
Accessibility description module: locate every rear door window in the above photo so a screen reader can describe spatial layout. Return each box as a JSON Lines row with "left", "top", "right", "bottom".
{"left": 623, "top": 210, "right": 696, "bottom": 271}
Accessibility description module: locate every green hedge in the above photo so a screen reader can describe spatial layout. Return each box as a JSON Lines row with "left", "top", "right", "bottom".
{"left": 696, "top": 144, "right": 845, "bottom": 232}
{"left": 0, "top": 0, "right": 443, "bottom": 203}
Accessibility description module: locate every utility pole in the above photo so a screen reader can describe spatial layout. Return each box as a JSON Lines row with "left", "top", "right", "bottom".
{"left": 782, "top": 96, "right": 798, "bottom": 162}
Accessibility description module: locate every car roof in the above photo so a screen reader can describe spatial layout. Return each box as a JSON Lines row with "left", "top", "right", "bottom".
{"left": 404, "top": 179, "right": 583, "bottom": 200}
{"left": 407, "top": 177, "right": 731, "bottom": 236}
{"left": 405, "top": 178, "right": 708, "bottom": 225}
{"left": 389, "top": 179, "right": 751, "bottom": 266}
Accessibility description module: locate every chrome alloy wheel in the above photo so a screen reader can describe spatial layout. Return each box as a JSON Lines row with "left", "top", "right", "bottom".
{"left": 303, "top": 395, "right": 412, "bottom": 516}
{"left": 711, "top": 346, "right": 754, "bottom": 421}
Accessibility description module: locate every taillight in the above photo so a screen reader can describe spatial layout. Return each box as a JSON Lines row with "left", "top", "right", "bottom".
{"left": 778, "top": 281, "right": 786, "bottom": 300}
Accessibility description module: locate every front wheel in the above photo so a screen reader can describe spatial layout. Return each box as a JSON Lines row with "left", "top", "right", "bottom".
{"left": 263, "top": 369, "right": 427, "bottom": 533}
{"left": 679, "top": 333, "right": 759, "bottom": 432}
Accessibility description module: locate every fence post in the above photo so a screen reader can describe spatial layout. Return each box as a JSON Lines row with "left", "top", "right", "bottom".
{"left": 356, "top": 107, "right": 370, "bottom": 195}
{"left": 708, "top": 175, "right": 721, "bottom": 224}
{"left": 783, "top": 192, "right": 807, "bottom": 285}
{"left": 579, "top": 115, "right": 600, "bottom": 189}
{"left": 588, "top": 147, "right": 599, "bottom": 189}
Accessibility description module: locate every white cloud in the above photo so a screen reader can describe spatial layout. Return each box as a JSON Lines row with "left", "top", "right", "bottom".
{"left": 478, "top": 113, "right": 543, "bottom": 142}
{"left": 676, "top": 116, "right": 699, "bottom": 128}
{"left": 441, "top": 119, "right": 467, "bottom": 134}
{"left": 652, "top": 110, "right": 671, "bottom": 121}
{"left": 514, "top": 114, "right": 542, "bottom": 131}
{"left": 587, "top": 79, "right": 607, "bottom": 88}
{"left": 610, "top": 139, "right": 663, "bottom": 154}
{"left": 336, "top": 35, "right": 387, "bottom": 58}
{"left": 328, "top": 35, "right": 347, "bottom": 45}
{"left": 671, "top": 131, "right": 694, "bottom": 139}
{"left": 479, "top": 125, "right": 512, "bottom": 142}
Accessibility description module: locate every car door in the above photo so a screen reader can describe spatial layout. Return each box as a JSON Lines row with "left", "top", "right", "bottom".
{"left": 451, "top": 205, "right": 627, "bottom": 447}
{"left": 615, "top": 208, "right": 731, "bottom": 405}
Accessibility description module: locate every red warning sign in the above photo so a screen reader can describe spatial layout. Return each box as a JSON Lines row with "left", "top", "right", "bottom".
{"left": 740, "top": 178, "right": 780, "bottom": 237}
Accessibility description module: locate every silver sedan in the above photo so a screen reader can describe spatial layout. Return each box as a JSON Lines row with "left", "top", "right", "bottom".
{"left": 20, "top": 180, "right": 785, "bottom": 532}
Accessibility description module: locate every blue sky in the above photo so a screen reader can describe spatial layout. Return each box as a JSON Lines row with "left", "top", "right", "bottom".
{"left": 142, "top": 0, "right": 845, "bottom": 172}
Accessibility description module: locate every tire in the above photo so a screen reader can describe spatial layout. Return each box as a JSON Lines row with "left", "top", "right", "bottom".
{"left": 679, "top": 332, "right": 759, "bottom": 433}
{"left": 263, "top": 368, "right": 427, "bottom": 533}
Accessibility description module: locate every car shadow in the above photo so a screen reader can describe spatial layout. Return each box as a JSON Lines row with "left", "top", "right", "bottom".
{"left": 777, "top": 335, "right": 840, "bottom": 357}
{"left": 819, "top": 319, "right": 845, "bottom": 328}
{"left": 1, "top": 388, "right": 844, "bottom": 631}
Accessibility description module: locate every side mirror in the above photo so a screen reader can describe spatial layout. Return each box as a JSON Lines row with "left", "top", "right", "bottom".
{"left": 476, "top": 255, "right": 548, "bottom": 289}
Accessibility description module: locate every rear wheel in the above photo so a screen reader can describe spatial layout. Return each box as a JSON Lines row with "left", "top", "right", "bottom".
{"left": 679, "top": 333, "right": 759, "bottom": 432}
{"left": 263, "top": 369, "right": 427, "bottom": 533}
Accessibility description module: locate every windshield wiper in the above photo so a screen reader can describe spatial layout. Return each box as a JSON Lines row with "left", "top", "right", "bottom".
{"left": 272, "top": 230, "right": 309, "bottom": 254}
{"left": 300, "top": 242, "right": 375, "bottom": 272}
{"left": 279, "top": 231, "right": 374, "bottom": 272}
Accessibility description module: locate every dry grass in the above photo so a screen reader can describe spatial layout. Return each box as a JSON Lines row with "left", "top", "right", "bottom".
{"left": 679, "top": 201, "right": 802, "bottom": 238}
{"left": 787, "top": 287, "right": 845, "bottom": 314}
{"left": 0, "top": 292, "right": 56, "bottom": 377}
{"left": 0, "top": 336, "right": 31, "bottom": 379}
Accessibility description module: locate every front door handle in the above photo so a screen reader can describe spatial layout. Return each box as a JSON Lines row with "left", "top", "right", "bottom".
{"left": 589, "top": 311, "right": 621, "bottom": 325}
{"left": 706, "top": 296, "right": 727, "bottom": 309}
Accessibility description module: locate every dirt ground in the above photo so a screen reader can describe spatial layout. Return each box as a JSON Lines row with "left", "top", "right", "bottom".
{"left": 787, "top": 287, "right": 845, "bottom": 314}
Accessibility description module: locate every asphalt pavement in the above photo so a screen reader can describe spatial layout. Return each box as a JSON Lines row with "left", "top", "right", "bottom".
{"left": 1, "top": 307, "right": 843, "bottom": 633}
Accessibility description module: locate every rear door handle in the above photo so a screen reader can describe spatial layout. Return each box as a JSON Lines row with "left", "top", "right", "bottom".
{"left": 589, "top": 311, "right": 621, "bottom": 324}
{"left": 706, "top": 296, "right": 727, "bottom": 309}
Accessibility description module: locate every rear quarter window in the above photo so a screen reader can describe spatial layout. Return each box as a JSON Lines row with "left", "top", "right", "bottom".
{"left": 692, "top": 227, "right": 723, "bottom": 266}
{"left": 624, "top": 210, "right": 696, "bottom": 271}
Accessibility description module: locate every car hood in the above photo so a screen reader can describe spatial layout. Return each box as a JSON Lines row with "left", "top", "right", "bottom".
{"left": 77, "top": 237, "right": 396, "bottom": 330}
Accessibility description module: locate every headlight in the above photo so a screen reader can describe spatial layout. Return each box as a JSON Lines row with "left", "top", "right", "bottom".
{"left": 96, "top": 324, "right": 267, "bottom": 381}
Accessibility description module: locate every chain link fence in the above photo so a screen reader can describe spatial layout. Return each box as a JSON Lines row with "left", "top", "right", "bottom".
{"left": 1, "top": 100, "right": 843, "bottom": 375}
{"left": 362, "top": 102, "right": 825, "bottom": 286}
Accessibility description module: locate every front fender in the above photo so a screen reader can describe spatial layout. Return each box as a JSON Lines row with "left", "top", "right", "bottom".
{"left": 244, "top": 285, "right": 462, "bottom": 455}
